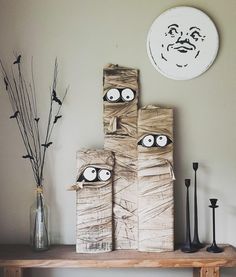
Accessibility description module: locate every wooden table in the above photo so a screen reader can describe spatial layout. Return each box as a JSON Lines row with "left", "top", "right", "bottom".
{"left": 0, "top": 245, "right": 235, "bottom": 277}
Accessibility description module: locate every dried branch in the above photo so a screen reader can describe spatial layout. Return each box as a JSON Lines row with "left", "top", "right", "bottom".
{"left": 0, "top": 56, "right": 68, "bottom": 187}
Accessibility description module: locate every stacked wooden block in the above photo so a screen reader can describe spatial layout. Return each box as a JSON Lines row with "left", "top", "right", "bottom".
{"left": 103, "top": 64, "right": 139, "bottom": 250}
{"left": 74, "top": 64, "right": 174, "bottom": 253}
{"left": 138, "top": 106, "right": 174, "bottom": 252}
{"left": 75, "top": 149, "right": 114, "bottom": 253}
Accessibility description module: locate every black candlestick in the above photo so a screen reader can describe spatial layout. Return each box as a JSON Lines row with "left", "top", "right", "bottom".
{"left": 207, "top": 198, "right": 223, "bottom": 253}
{"left": 181, "top": 179, "right": 198, "bottom": 253}
{"left": 192, "top": 162, "right": 204, "bottom": 249}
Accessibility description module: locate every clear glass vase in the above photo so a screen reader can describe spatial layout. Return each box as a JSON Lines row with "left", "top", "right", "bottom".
{"left": 30, "top": 188, "right": 49, "bottom": 251}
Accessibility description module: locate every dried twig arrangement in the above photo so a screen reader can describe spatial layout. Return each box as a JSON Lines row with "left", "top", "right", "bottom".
{"left": 1, "top": 55, "right": 68, "bottom": 188}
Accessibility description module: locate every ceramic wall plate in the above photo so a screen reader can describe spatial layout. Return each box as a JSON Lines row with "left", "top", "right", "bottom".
{"left": 147, "top": 6, "right": 219, "bottom": 80}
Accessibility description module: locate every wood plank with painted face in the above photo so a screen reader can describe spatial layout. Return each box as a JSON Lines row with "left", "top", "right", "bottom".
{"left": 138, "top": 105, "right": 175, "bottom": 252}
{"left": 103, "top": 64, "right": 139, "bottom": 250}
{"left": 75, "top": 149, "right": 114, "bottom": 253}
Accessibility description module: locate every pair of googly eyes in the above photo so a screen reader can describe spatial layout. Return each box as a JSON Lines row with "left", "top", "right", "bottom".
{"left": 104, "top": 88, "right": 135, "bottom": 103}
{"left": 138, "top": 134, "right": 172, "bottom": 148}
{"left": 77, "top": 167, "right": 112, "bottom": 182}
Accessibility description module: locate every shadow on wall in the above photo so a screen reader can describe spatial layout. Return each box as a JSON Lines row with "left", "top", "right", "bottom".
{"left": 45, "top": 153, "right": 62, "bottom": 245}
{"left": 199, "top": 164, "right": 212, "bottom": 243}
{"left": 172, "top": 107, "right": 185, "bottom": 245}
{"left": 227, "top": 205, "right": 236, "bottom": 217}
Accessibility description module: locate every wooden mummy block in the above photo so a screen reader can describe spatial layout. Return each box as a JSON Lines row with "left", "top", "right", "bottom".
{"left": 76, "top": 149, "right": 114, "bottom": 253}
{"left": 137, "top": 105, "right": 174, "bottom": 252}
{"left": 103, "top": 64, "right": 139, "bottom": 249}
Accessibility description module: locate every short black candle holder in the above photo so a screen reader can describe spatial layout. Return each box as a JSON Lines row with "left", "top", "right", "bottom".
{"left": 207, "top": 198, "right": 223, "bottom": 253}
{"left": 181, "top": 179, "right": 198, "bottom": 253}
{"left": 192, "top": 162, "right": 204, "bottom": 249}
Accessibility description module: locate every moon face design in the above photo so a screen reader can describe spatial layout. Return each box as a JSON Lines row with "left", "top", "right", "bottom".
{"left": 104, "top": 88, "right": 135, "bottom": 103}
{"left": 77, "top": 166, "right": 112, "bottom": 182}
{"left": 147, "top": 7, "right": 219, "bottom": 80}
{"left": 138, "top": 134, "right": 172, "bottom": 148}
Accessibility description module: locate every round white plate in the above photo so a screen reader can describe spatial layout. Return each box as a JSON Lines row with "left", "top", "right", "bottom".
{"left": 147, "top": 6, "right": 219, "bottom": 80}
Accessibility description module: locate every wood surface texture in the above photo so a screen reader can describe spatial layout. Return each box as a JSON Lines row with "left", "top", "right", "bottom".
{"left": 0, "top": 245, "right": 235, "bottom": 268}
{"left": 3, "top": 267, "right": 22, "bottom": 277}
{"left": 76, "top": 149, "right": 114, "bottom": 253}
{"left": 194, "top": 267, "right": 220, "bottom": 277}
{"left": 103, "top": 64, "right": 139, "bottom": 249}
{"left": 138, "top": 105, "right": 174, "bottom": 252}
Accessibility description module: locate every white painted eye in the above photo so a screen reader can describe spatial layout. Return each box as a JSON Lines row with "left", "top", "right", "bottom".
{"left": 156, "top": 135, "right": 168, "bottom": 147}
{"left": 106, "top": 89, "right": 120, "bottom": 102}
{"left": 83, "top": 167, "right": 97, "bottom": 181}
{"left": 121, "top": 88, "right": 135, "bottom": 102}
{"left": 98, "top": 169, "right": 111, "bottom": 181}
{"left": 142, "top": 135, "right": 155, "bottom": 147}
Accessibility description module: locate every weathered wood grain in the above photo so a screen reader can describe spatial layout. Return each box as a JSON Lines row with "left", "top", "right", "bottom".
{"left": 0, "top": 245, "right": 235, "bottom": 269}
{"left": 3, "top": 267, "right": 22, "bottom": 277}
{"left": 103, "top": 64, "right": 139, "bottom": 249}
{"left": 75, "top": 149, "right": 114, "bottom": 253}
{"left": 138, "top": 105, "right": 174, "bottom": 252}
{"left": 193, "top": 267, "right": 220, "bottom": 277}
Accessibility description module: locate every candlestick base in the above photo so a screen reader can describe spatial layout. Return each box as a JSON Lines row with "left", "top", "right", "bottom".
{"left": 192, "top": 240, "right": 205, "bottom": 249}
{"left": 207, "top": 243, "right": 223, "bottom": 253}
{"left": 181, "top": 244, "right": 198, "bottom": 253}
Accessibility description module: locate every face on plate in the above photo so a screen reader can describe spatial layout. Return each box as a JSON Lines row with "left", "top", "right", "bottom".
{"left": 161, "top": 23, "right": 205, "bottom": 68}
{"left": 147, "top": 7, "right": 219, "bottom": 80}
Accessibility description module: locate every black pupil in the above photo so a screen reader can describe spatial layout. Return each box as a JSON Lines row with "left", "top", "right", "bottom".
{"left": 126, "top": 95, "right": 130, "bottom": 99}
{"left": 92, "top": 170, "right": 95, "bottom": 173}
{"left": 148, "top": 139, "right": 152, "bottom": 142}
{"left": 159, "top": 137, "right": 163, "bottom": 140}
{"left": 110, "top": 96, "right": 113, "bottom": 99}
{"left": 106, "top": 172, "right": 109, "bottom": 175}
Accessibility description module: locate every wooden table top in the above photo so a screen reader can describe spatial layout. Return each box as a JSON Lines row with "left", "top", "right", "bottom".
{"left": 0, "top": 244, "right": 235, "bottom": 268}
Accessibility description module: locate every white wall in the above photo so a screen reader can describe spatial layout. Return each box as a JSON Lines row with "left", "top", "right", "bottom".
{"left": 0, "top": 0, "right": 235, "bottom": 276}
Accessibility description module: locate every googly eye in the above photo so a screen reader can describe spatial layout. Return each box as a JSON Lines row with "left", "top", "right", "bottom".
{"left": 156, "top": 135, "right": 168, "bottom": 147}
{"left": 121, "top": 88, "right": 135, "bottom": 102}
{"left": 83, "top": 167, "right": 97, "bottom": 181}
{"left": 141, "top": 135, "right": 155, "bottom": 147}
{"left": 105, "top": 88, "right": 120, "bottom": 102}
{"left": 98, "top": 169, "right": 111, "bottom": 181}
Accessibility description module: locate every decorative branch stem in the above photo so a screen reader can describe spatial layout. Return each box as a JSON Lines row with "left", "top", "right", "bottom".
{"left": 0, "top": 55, "right": 68, "bottom": 187}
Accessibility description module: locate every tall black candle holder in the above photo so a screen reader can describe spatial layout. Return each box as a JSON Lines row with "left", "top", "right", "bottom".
{"left": 207, "top": 198, "right": 223, "bottom": 253}
{"left": 192, "top": 162, "right": 204, "bottom": 249}
{"left": 181, "top": 179, "right": 198, "bottom": 253}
